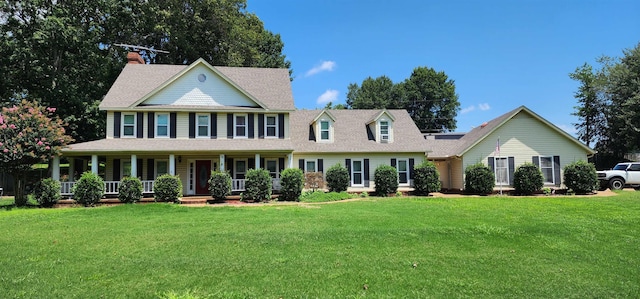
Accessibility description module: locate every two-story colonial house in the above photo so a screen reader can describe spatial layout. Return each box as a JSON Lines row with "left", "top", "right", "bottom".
{"left": 56, "top": 52, "right": 429, "bottom": 196}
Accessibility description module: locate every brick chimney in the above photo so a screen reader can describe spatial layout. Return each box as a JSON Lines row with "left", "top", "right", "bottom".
{"left": 127, "top": 51, "right": 145, "bottom": 64}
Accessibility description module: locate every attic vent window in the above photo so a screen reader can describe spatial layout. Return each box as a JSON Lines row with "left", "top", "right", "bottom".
{"left": 197, "top": 74, "right": 207, "bottom": 82}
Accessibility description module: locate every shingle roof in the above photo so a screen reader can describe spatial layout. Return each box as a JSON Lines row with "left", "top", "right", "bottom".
{"left": 63, "top": 138, "right": 293, "bottom": 154}
{"left": 99, "top": 61, "right": 294, "bottom": 111}
{"left": 290, "top": 109, "right": 429, "bottom": 153}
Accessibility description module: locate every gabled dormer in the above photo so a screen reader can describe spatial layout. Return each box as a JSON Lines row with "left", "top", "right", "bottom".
{"left": 367, "top": 110, "right": 395, "bottom": 143}
{"left": 309, "top": 110, "right": 336, "bottom": 143}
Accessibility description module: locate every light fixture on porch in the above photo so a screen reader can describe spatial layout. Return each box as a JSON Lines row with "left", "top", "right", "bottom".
{"left": 178, "top": 156, "right": 182, "bottom": 163}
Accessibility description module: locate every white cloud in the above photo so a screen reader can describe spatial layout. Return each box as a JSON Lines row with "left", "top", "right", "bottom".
{"left": 460, "top": 105, "right": 475, "bottom": 114}
{"left": 478, "top": 103, "right": 491, "bottom": 111}
{"left": 305, "top": 61, "right": 336, "bottom": 77}
{"left": 316, "top": 89, "right": 339, "bottom": 105}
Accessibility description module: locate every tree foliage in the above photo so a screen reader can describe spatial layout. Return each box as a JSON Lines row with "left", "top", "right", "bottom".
{"left": 346, "top": 67, "right": 460, "bottom": 132}
{"left": 0, "top": 0, "right": 291, "bottom": 143}
{"left": 0, "top": 100, "right": 73, "bottom": 206}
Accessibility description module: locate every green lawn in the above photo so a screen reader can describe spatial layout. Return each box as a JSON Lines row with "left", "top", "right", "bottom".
{"left": 1, "top": 193, "right": 640, "bottom": 298}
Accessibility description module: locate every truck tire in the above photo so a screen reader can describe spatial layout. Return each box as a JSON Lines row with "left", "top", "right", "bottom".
{"left": 609, "top": 178, "right": 625, "bottom": 190}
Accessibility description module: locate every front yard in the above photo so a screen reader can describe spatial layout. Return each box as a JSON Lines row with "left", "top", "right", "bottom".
{"left": 1, "top": 193, "right": 639, "bottom": 298}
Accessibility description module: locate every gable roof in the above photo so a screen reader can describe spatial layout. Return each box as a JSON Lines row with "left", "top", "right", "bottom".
{"left": 291, "top": 109, "right": 428, "bottom": 153}
{"left": 427, "top": 105, "right": 595, "bottom": 158}
{"left": 367, "top": 109, "right": 396, "bottom": 124}
{"left": 100, "top": 60, "right": 294, "bottom": 111}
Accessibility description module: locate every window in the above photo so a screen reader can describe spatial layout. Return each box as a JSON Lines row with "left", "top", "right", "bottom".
{"left": 320, "top": 120, "right": 330, "bottom": 141}
{"left": 156, "top": 113, "right": 169, "bottom": 137}
{"left": 266, "top": 159, "right": 278, "bottom": 178}
{"left": 156, "top": 160, "right": 168, "bottom": 178}
{"left": 235, "top": 160, "right": 247, "bottom": 179}
{"left": 197, "top": 114, "right": 210, "bottom": 137}
{"left": 305, "top": 160, "right": 317, "bottom": 172}
{"left": 122, "top": 160, "right": 132, "bottom": 177}
{"left": 266, "top": 115, "right": 278, "bottom": 138}
{"left": 540, "top": 156, "right": 554, "bottom": 184}
{"left": 235, "top": 114, "right": 247, "bottom": 138}
{"left": 629, "top": 164, "right": 640, "bottom": 171}
{"left": 397, "top": 159, "right": 408, "bottom": 184}
{"left": 351, "top": 160, "right": 363, "bottom": 186}
{"left": 380, "top": 120, "right": 389, "bottom": 141}
{"left": 122, "top": 113, "right": 136, "bottom": 137}
{"left": 495, "top": 157, "right": 509, "bottom": 185}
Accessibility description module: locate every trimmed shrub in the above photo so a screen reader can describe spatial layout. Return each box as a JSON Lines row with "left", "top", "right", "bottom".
{"left": 464, "top": 163, "right": 495, "bottom": 195}
{"left": 325, "top": 164, "right": 349, "bottom": 192}
{"left": 72, "top": 171, "right": 105, "bottom": 206}
{"left": 299, "top": 190, "right": 355, "bottom": 202}
{"left": 375, "top": 165, "right": 398, "bottom": 196}
{"left": 154, "top": 174, "right": 182, "bottom": 202}
{"left": 34, "top": 178, "right": 61, "bottom": 207}
{"left": 118, "top": 176, "right": 143, "bottom": 203}
{"left": 280, "top": 168, "right": 304, "bottom": 201}
{"left": 304, "top": 172, "right": 325, "bottom": 191}
{"left": 564, "top": 160, "right": 598, "bottom": 194}
{"left": 413, "top": 160, "right": 441, "bottom": 195}
{"left": 209, "top": 170, "right": 232, "bottom": 200}
{"left": 242, "top": 168, "right": 272, "bottom": 202}
{"left": 513, "top": 163, "right": 544, "bottom": 195}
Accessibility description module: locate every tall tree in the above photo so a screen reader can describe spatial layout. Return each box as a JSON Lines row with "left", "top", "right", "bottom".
{"left": 569, "top": 63, "right": 607, "bottom": 148}
{"left": 346, "top": 76, "right": 402, "bottom": 109}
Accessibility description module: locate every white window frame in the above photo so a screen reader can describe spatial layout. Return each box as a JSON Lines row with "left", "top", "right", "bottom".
{"left": 539, "top": 156, "right": 555, "bottom": 184}
{"left": 265, "top": 159, "right": 279, "bottom": 178}
{"left": 396, "top": 159, "right": 409, "bottom": 185}
{"left": 379, "top": 120, "right": 390, "bottom": 142}
{"left": 494, "top": 157, "right": 509, "bottom": 185}
{"left": 235, "top": 159, "right": 247, "bottom": 179}
{"left": 265, "top": 115, "right": 278, "bottom": 138}
{"left": 122, "top": 113, "right": 136, "bottom": 137}
{"left": 155, "top": 159, "right": 169, "bottom": 178}
{"left": 305, "top": 159, "right": 317, "bottom": 173}
{"left": 196, "top": 113, "right": 210, "bottom": 138}
{"left": 351, "top": 159, "right": 364, "bottom": 187}
{"left": 155, "top": 113, "right": 169, "bottom": 138}
{"left": 319, "top": 120, "right": 330, "bottom": 141}
{"left": 234, "top": 114, "right": 248, "bottom": 138}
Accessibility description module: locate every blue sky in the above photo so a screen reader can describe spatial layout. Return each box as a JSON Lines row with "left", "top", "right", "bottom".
{"left": 246, "top": 0, "right": 640, "bottom": 134}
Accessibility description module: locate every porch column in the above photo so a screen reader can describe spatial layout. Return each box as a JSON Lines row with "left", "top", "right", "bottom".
{"left": 287, "top": 153, "right": 293, "bottom": 168}
{"left": 91, "top": 155, "right": 98, "bottom": 175}
{"left": 69, "top": 158, "right": 75, "bottom": 181}
{"left": 52, "top": 156, "right": 60, "bottom": 181}
{"left": 131, "top": 154, "right": 137, "bottom": 177}
{"left": 169, "top": 154, "right": 175, "bottom": 175}
{"left": 219, "top": 154, "right": 225, "bottom": 171}
{"left": 255, "top": 154, "right": 260, "bottom": 169}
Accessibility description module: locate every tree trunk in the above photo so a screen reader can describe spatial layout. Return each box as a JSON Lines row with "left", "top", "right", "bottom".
{"left": 13, "top": 172, "right": 27, "bottom": 207}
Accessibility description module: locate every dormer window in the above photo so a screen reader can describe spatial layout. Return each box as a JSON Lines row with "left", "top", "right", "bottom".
{"left": 380, "top": 120, "right": 389, "bottom": 142}
{"left": 122, "top": 113, "right": 136, "bottom": 137}
{"left": 156, "top": 113, "right": 169, "bottom": 137}
{"left": 320, "top": 120, "right": 330, "bottom": 141}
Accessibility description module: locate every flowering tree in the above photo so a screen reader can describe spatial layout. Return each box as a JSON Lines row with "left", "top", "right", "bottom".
{"left": 0, "top": 100, "right": 73, "bottom": 206}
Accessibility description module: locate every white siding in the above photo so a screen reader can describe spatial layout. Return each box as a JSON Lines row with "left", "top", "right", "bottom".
{"left": 142, "top": 64, "right": 259, "bottom": 107}
{"left": 106, "top": 112, "right": 114, "bottom": 139}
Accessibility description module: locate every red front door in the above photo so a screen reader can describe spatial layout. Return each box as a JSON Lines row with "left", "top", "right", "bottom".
{"left": 195, "top": 160, "right": 211, "bottom": 195}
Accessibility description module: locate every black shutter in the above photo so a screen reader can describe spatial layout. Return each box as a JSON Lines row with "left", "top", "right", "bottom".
{"left": 227, "top": 114, "right": 233, "bottom": 139}
{"left": 532, "top": 156, "right": 540, "bottom": 167}
{"left": 114, "top": 112, "right": 121, "bottom": 138}
{"left": 148, "top": 112, "right": 155, "bottom": 138}
{"left": 345, "top": 159, "right": 352, "bottom": 185}
{"left": 137, "top": 158, "right": 143, "bottom": 179}
{"left": 147, "top": 159, "right": 155, "bottom": 180}
{"left": 189, "top": 112, "right": 195, "bottom": 138}
{"left": 364, "top": 159, "right": 370, "bottom": 187}
{"left": 278, "top": 114, "right": 285, "bottom": 139}
{"left": 409, "top": 158, "right": 415, "bottom": 180}
{"left": 169, "top": 113, "right": 177, "bottom": 138}
{"left": 553, "top": 156, "right": 561, "bottom": 186}
{"left": 248, "top": 158, "right": 255, "bottom": 169}
{"left": 248, "top": 113, "right": 254, "bottom": 138}
{"left": 308, "top": 125, "right": 316, "bottom": 141}
{"left": 508, "top": 157, "right": 515, "bottom": 185}
{"left": 299, "top": 159, "right": 305, "bottom": 170}
{"left": 318, "top": 159, "right": 324, "bottom": 173}
{"left": 260, "top": 158, "right": 265, "bottom": 170}
{"left": 488, "top": 157, "right": 495, "bottom": 171}
{"left": 258, "top": 114, "right": 265, "bottom": 139}
{"left": 113, "top": 159, "right": 121, "bottom": 181}
{"left": 391, "top": 158, "right": 397, "bottom": 168}
{"left": 226, "top": 158, "right": 233, "bottom": 177}
{"left": 210, "top": 113, "right": 217, "bottom": 139}
{"left": 136, "top": 112, "right": 144, "bottom": 138}
{"left": 279, "top": 158, "right": 285, "bottom": 174}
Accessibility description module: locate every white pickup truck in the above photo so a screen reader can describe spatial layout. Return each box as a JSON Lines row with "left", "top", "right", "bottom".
{"left": 597, "top": 162, "right": 640, "bottom": 190}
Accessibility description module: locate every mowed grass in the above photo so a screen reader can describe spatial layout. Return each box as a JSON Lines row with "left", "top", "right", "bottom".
{"left": 1, "top": 193, "right": 640, "bottom": 298}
